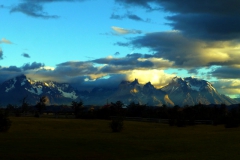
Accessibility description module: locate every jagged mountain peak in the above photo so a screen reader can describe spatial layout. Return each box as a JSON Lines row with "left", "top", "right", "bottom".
{"left": 172, "top": 76, "right": 184, "bottom": 83}
{"left": 0, "top": 75, "right": 238, "bottom": 107}
{"left": 167, "top": 76, "right": 216, "bottom": 92}
{"left": 0, "top": 75, "right": 80, "bottom": 106}
{"left": 130, "top": 78, "right": 139, "bottom": 86}
{"left": 16, "top": 74, "right": 27, "bottom": 79}
{"left": 161, "top": 76, "right": 237, "bottom": 106}
{"left": 120, "top": 80, "right": 130, "bottom": 85}
{"left": 144, "top": 82, "right": 155, "bottom": 89}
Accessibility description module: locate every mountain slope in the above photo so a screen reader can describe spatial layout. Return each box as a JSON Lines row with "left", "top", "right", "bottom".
{"left": 0, "top": 75, "right": 238, "bottom": 107}
{"left": 161, "top": 77, "right": 238, "bottom": 106}
{"left": 101, "top": 79, "right": 173, "bottom": 106}
{"left": 0, "top": 75, "right": 81, "bottom": 106}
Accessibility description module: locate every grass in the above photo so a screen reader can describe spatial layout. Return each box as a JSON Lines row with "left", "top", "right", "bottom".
{"left": 1, "top": 117, "right": 240, "bottom": 160}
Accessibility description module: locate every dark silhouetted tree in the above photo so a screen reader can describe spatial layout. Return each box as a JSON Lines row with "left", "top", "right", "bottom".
{"left": 71, "top": 100, "right": 84, "bottom": 118}
{"left": 35, "top": 96, "right": 48, "bottom": 117}
{"left": 127, "top": 102, "right": 147, "bottom": 117}
{"left": 0, "top": 109, "right": 11, "bottom": 132}
{"left": 110, "top": 116, "right": 124, "bottom": 132}
{"left": 110, "top": 101, "right": 125, "bottom": 116}
{"left": 21, "top": 96, "right": 30, "bottom": 116}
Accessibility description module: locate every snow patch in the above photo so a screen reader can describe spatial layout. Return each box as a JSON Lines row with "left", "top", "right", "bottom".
{"left": 191, "top": 85, "right": 200, "bottom": 91}
{"left": 25, "top": 85, "right": 43, "bottom": 95}
{"left": 5, "top": 78, "right": 17, "bottom": 92}
{"left": 26, "top": 88, "right": 36, "bottom": 94}
{"left": 5, "top": 85, "right": 15, "bottom": 92}
{"left": 36, "top": 87, "right": 43, "bottom": 95}
{"left": 58, "top": 88, "right": 77, "bottom": 99}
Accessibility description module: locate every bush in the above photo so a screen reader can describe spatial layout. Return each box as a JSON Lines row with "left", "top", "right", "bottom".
{"left": 110, "top": 117, "right": 123, "bottom": 132}
{"left": 0, "top": 110, "right": 12, "bottom": 132}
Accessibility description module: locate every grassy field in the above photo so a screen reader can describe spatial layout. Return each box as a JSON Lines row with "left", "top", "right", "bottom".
{"left": 1, "top": 117, "right": 240, "bottom": 160}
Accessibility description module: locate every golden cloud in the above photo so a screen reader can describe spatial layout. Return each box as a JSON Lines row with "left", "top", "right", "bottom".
{"left": 124, "top": 69, "right": 175, "bottom": 88}
{"left": 0, "top": 38, "right": 12, "bottom": 44}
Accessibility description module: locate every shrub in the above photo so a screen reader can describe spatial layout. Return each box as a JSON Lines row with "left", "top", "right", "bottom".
{"left": 0, "top": 110, "right": 12, "bottom": 132}
{"left": 110, "top": 117, "right": 123, "bottom": 132}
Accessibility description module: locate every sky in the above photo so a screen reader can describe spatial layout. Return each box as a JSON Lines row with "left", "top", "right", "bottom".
{"left": 0, "top": 0, "right": 240, "bottom": 98}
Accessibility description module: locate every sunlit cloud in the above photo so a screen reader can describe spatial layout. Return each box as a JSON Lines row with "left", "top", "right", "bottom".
{"left": 212, "top": 79, "right": 240, "bottom": 98}
{"left": 111, "top": 26, "right": 142, "bottom": 35}
{"left": 117, "top": 31, "right": 240, "bottom": 68}
{"left": 125, "top": 69, "right": 175, "bottom": 88}
{"left": 0, "top": 38, "right": 12, "bottom": 44}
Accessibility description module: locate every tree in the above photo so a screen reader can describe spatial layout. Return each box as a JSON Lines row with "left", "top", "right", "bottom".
{"left": 110, "top": 116, "right": 124, "bottom": 132}
{"left": 127, "top": 102, "right": 147, "bottom": 117}
{"left": 35, "top": 96, "right": 48, "bottom": 117}
{"left": 110, "top": 101, "right": 125, "bottom": 116}
{"left": 71, "top": 100, "right": 84, "bottom": 118}
{"left": 21, "top": 96, "right": 30, "bottom": 116}
{"left": 0, "top": 109, "right": 11, "bottom": 132}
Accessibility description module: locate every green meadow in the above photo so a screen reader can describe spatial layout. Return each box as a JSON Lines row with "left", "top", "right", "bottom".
{"left": 1, "top": 117, "right": 240, "bottom": 160}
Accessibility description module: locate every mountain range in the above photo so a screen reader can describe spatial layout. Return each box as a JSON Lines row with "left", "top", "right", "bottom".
{"left": 0, "top": 74, "right": 239, "bottom": 107}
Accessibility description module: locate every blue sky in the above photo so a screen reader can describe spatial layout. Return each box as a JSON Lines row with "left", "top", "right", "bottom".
{"left": 1, "top": 0, "right": 240, "bottom": 98}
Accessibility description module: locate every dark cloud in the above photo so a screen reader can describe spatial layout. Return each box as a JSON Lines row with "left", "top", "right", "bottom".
{"left": 110, "top": 12, "right": 151, "bottom": 22}
{"left": 22, "top": 62, "right": 45, "bottom": 71}
{"left": 22, "top": 53, "right": 31, "bottom": 58}
{"left": 118, "top": 31, "right": 240, "bottom": 68}
{"left": 0, "top": 66, "right": 23, "bottom": 84}
{"left": 211, "top": 67, "right": 240, "bottom": 79}
{"left": 187, "top": 68, "right": 200, "bottom": 75}
{"left": 114, "top": 42, "right": 130, "bottom": 47}
{"left": 127, "top": 13, "right": 144, "bottom": 21}
{"left": 110, "top": 13, "right": 123, "bottom": 20}
{"left": 116, "top": 0, "right": 240, "bottom": 14}
{"left": 156, "top": 0, "right": 240, "bottom": 15}
{"left": 1, "top": 66, "right": 22, "bottom": 72}
{"left": 127, "top": 31, "right": 198, "bottom": 66}
{"left": 9, "top": 0, "right": 86, "bottom": 19}
{"left": 0, "top": 49, "right": 3, "bottom": 60}
{"left": 116, "top": 0, "right": 240, "bottom": 41}
{"left": 56, "top": 61, "right": 98, "bottom": 76}
{"left": 114, "top": 52, "right": 120, "bottom": 55}
{"left": 115, "top": 0, "right": 153, "bottom": 10}
{"left": 92, "top": 54, "right": 154, "bottom": 69}
{"left": 10, "top": 2, "right": 59, "bottom": 19}
{"left": 167, "top": 14, "right": 240, "bottom": 40}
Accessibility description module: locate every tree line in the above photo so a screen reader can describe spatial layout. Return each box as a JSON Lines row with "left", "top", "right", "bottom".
{"left": 1, "top": 97, "right": 240, "bottom": 132}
